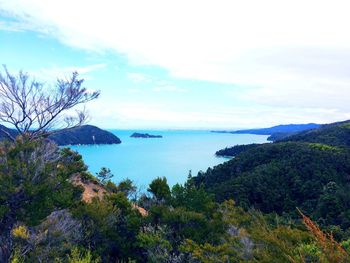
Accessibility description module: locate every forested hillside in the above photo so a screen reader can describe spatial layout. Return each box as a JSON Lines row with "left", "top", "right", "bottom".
{"left": 196, "top": 120, "right": 350, "bottom": 240}
{"left": 282, "top": 120, "right": 350, "bottom": 147}
{"left": 3, "top": 140, "right": 349, "bottom": 262}
{"left": 1, "top": 68, "right": 349, "bottom": 262}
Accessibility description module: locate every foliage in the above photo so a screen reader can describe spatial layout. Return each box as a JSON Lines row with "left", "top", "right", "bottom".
{"left": 194, "top": 141, "right": 350, "bottom": 230}
{"left": 215, "top": 143, "right": 260, "bottom": 157}
{"left": 96, "top": 167, "right": 113, "bottom": 184}
{"left": 71, "top": 193, "right": 143, "bottom": 262}
{"left": 117, "top": 179, "right": 137, "bottom": 199}
{"left": 341, "top": 239, "right": 350, "bottom": 254}
{"left": 285, "top": 120, "right": 350, "bottom": 148}
{"left": 298, "top": 209, "right": 349, "bottom": 262}
{"left": 147, "top": 177, "right": 171, "bottom": 202}
{"left": 9, "top": 249, "right": 24, "bottom": 263}
{"left": 3, "top": 114, "right": 350, "bottom": 262}
{"left": 0, "top": 138, "right": 84, "bottom": 261}
{"left": 11, "top": 226, "right": 29, "bottom": 240}
{"left": 66, "top": 248, "right": 100, "bottom": 263}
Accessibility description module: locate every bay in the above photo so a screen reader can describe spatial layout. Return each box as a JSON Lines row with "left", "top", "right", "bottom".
{"left": 69, "top": 130, "right": 269, "bottom": 189}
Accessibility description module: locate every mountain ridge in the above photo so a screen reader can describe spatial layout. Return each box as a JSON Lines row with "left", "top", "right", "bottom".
{"left": 212, "top": 123, "right": 321, "bottom": 141}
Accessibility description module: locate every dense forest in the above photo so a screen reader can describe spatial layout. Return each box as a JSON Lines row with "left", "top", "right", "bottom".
{"left": 1, "top": 69, "right": 350, "bottom": 262}
{"left": 196, "top": 120, "right": 350, "bottom": 242}
{"left": 281, "top": 120, "right": 350, "bottom": 147}
{"left": 2, "top": 139, "right": 350, "bottom": 262}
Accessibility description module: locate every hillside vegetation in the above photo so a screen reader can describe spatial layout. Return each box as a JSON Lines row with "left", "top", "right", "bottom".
{"left": 1, "top": 122, "right": 349, "bottom": 262}
{"left": 282, "top": 120, "right": 350, "bottom": 147}
{"left": 196, "top": 120, "right": 350, "bottom": 240}
{"left": 1, "top": 69, "right": 350, "bottom": 262}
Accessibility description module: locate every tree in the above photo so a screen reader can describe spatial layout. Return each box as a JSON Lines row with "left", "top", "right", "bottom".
{"left": 0, "top": 140, "right": 85, "bottom": 262}
{"left": 148, "top": 177, "right": 171, "bottom": 202}
{"left": 0, "top": 66, "right": 100, "bottom": 141}
{"left": 96, "top": 167, "right": 114, "bottom": 184}
{"left": 0, "top": 67, "right": 100, "bottom": 262}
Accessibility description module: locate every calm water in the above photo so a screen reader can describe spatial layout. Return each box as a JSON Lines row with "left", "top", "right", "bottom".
{"left": 69, "top": 130, "right": 269, "bottom": 189}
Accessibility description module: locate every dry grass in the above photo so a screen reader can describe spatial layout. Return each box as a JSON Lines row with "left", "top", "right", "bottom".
{"left": 297, "top": 208, "right": 349, "bottom": 263}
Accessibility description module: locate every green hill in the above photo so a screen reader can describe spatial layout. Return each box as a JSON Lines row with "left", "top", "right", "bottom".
{"left": 0, "top": 125, "right": 121, "bottom": 145}
{"left": 281, "top": 120, "right": 350, "bottom": 147}
{"left": 195, "top": 120, "right": 350, "bottom": 229}
{"left": 49, "top": 125, "right": 121, "bottom": 145}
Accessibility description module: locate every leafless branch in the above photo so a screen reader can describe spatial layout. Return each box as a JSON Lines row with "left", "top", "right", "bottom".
{"left": 0, "top": 65, "right": 100, "bottom": 141}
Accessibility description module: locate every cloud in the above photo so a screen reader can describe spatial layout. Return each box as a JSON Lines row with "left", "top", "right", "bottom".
{"left": 1, "top": 0, "right": 350, "bottom": 126}
{"left": 87, "top": 97, "right": 350, "bottom": 129}
{"left": 127, "top": 73, "right": 153, "bottom": 83}
{"left": 0, "top": 20, "right": 28, "bottom": 32}
{"left": 152, "top": 85, "right": 186, "bottom": 93}
{"left": 127, "top": 72, "right": 187, "bottom": 92}
{"left": 29, "top": 64, "right": 106, "bottom": 81}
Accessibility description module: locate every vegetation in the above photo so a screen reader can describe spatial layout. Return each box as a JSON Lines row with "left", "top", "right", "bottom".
{"left": 3, "top": 140, "right": 348, "bottom": 262}
{"left": 48, "top": 125, "right": 122, "bottom": 145}
{"left": 196, "top": 141, "right": 350, "bottom": 232}
{"left": 282, "top": 120, "right": 350, "bottom": 147}
{"left": 1, "top": 68, "right": 350, "bottom": 262}
{"left": 215, "top": 143, "right": 261, "bottom": 157}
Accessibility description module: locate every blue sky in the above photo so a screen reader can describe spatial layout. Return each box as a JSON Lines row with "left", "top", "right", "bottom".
{"left": 1, "top": 0, "right": 350, "bottom": 129}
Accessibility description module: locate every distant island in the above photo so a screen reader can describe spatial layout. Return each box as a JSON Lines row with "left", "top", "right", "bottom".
{"left": 212, "top": 123, "right": 320, "bottom": 141}
{"left": 0, "top": 124, "right": 121, "bottom": 146}
{"left": 130, "top": 132, "right": 163, "bottom": 138}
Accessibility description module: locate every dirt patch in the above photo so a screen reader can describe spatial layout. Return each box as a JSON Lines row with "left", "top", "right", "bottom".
{"left": 70, "top": 174, "right": 148, "bottom": 216}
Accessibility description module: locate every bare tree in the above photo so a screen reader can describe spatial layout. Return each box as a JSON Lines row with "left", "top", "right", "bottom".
{"left": 0, "top": 66, "right": 100, "bottom": 141}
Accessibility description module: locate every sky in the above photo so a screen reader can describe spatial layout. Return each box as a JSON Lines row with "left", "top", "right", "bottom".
{"left": 1, "top": 0, "right": 350, "bottom": 129}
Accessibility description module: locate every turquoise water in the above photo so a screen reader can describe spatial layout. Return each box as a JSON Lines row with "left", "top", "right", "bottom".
{"left": 69, "top": 130, "right": 269, "bottom": 189}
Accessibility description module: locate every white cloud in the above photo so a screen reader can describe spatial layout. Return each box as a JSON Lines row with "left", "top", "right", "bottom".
{"left": 127, "top": 72, "right": 187, "bottom": 92}
{"left": 0, "top": 20, "right": 27, "bottom": 31}
{"left": 28, "top": 64, "right": 106, "bottom": 81}
{"left": 1, "top": 0, "right": 350, "bottom": 126}
{"left": 87, "top": 98, "right": 350, "bottom": 129}
{"left": 127, "top": 72, "right": 152, "bottom": 83}
{"left": 152, "top": 85, "right": 186, "bottom": 93}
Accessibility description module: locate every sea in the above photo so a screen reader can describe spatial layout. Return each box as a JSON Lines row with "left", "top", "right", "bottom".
{"left": 69, "top": 130, "right": 269, "bottom": 190}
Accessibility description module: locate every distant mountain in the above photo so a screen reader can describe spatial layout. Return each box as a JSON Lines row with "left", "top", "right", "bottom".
{"left": 49, "top": 125, "right": 121, "bottom": 145}
{"left": 212, "top": 123, "right": 320, "bottom": 142}
{"left": 282, "top": 120, "right": 350, "bottom": 147}
{"left": 130, "top": 132, "right": 162, "bottom": 138}
{"left": 215, "top": 121, "right": 350, "bottom": 157}
{"left": 0, "top": 124, "right": 121, "bottom": 146}
{"left": 231, "top": 123, "right": 320, "bottom": 135}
